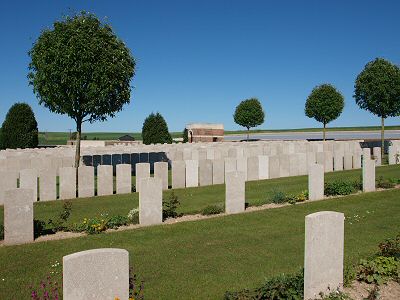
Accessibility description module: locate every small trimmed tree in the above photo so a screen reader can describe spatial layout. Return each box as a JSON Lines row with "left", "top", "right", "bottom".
{"left": 182, "top": 128, "right": 188, "bottom": 143}
{"left": 1, "top": 103, "right": 38, "bottom": 149}
{"left": 305, "top": 84, "right": 344, "bottom": 141}
{"left": 28, "top": 12, "right": 135, "bottom": 168}
{"left": 142, "top": 112, "right": 172, "bottom": 145}
{"left": 233, "top": 98, "right": 265, "bottom": 141}
{"left": 354, "top": 58, "right": 400, "bottom": 157}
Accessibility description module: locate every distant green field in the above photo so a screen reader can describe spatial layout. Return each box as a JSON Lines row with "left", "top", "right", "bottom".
{"left": 39, "top": 125, "right": 399, "bottom": 145}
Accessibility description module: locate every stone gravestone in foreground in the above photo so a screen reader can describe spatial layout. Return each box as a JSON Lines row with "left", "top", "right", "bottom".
{"left": 63, "top": 248, "right": 129, "bottom": 300}
{"left": 304, "top": 211, "right": 344, "bottom": 300}
{"left": 199, "top": 159, "right": 213, "bottom": 186}
{"left": 225, "top": 171, "right": 245, "bottom": 214}
{"left": 4, "top": 189, "right": 34, "bottom": 245}
{"left": 39, "top": 168, "right": 57, "bottom": 201}
{"left": 308, "top": 164, "right": 324, "bottom": 201}
{"left": 185, "top": 160, "right": 199, "bottom": 187}
{"left": 212, "top": 159, "right": 225, "bottom": 185}
{"left": 139, "top": 177, "right": 162, "bottom": 226}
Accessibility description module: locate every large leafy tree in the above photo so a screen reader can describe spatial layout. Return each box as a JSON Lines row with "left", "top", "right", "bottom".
{"left": 354, "top": 58, "right": 400, "bottom": 157}
{"left": 142, "top": 112, "right": 172, "bottom": 145}
{"left": 28, "top": 12, "right": 136, "bottom": 168}
{"left": 233, "top": 98, "right": 265, "bottom": 141}
{"left": 305, "top": 84, "right": 344, "bottom": 141}
{"left": 1, "top": 103, "right": 38, "bottom": 149}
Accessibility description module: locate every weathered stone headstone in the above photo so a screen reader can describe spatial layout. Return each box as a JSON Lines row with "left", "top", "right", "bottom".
{"left": 308, "top": 164, "right": 324, "bottom": 201}
{"left": 63, "top": 248, "right": 129, "bottom": 300}
{"left": 269, "top": 156, "right": 280, "bottom": 179}
{"left": 225, "top": 171, "right": 245, "bottom": 214}
{"left": 185, "top": 160, "right": 199, "bottom": 187}
{"left": 247, "top": 156, "right": 259, "bottom": 181}
{"left": 343, "top": 153, "right": 353, "bottom": 170}
{"left": 333, "top": 152, "right": 344, "bottom": 171}
{"left": 259, "top": 155, "right": 269, "bottom": 180}
{"left": 372, "top": 147, "right": 381, "bottom": 166}
{"left": 362, "top": 158, "right": 375, "bottom": 192}
{"left": 60, "top": 167, "right": 76, "bottom": 200}
{"left": 224, "top": 158, "right": 237, "bottom": 174}
{"left": 388, "top": 145, "right": 397, "bottom": 165}
{"left": 236, "top": 157, "right": 248, "bottom": 181}
{"left": 362, "top": 147, "right": 370, "bottom": 161}
{"left": 212, "top": 159, "right": 225, "bottom": 184}
{"left": 139, "top": 177, "right": 162, "bottom": 225}
{"left": 199, "top": 159, "right": 213, "bottom": 186}
{"left": 0, "top": 170, "right": 18, "bottom": 205}
{"left": 4, "top": 189, "right": 34, "bottom": 245}
{"left": 78, "top": 166, "right": 95, "bottom": 198}
{"left": 172, "top": 160, "right": 185, "bottom": 189}
{"left": 289, "top": 155, "right": 299, "bottom": 176}
{"left": 135, "top": 163, "right": 150, "bottom": 193}
{"left": 324, "top": 152, "right": 334, "bottom": 172}
{"left": 353, "top": 152, "right": 362, "bottom": 169}
{"left": 97, "top": 165, "right": 113, "bottom": 196}
{"left": 116, "top": 164, "right": 131, "bottom": 194}
{"left": 20, "top": 169, "right": 38, "bottom": 201}
{"left": 154, "top": 162, "right": 168, "bottom": 190}
{"left": 279, "top": 154, "right": 290, "bottom": 177}
{"left": 304, "top": 211, "right": 344, "bottom": 300}
{"left": 39, "top": 169, "right": 57, "bottom": 201}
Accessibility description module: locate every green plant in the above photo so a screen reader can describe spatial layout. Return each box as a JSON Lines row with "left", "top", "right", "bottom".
{"left": 354, "top": 58, "right": 400, "bottom": 157}
{"left": 356, "top": 256, "right": 399, "bottom": 285}
{"left": 28, "top": 11, "right": 136, "bottom": 167}
{"left": 324, "top": 180, "right": 356, "bottom": 196}
{"left": 107, "top": 215, "right": 129, "bottom": 229}
{"left": 271, "top": 190, "right": 287, "bottom": 204}
{"left": 0, "top": 103, "right": 38, "bottom": 149}
{"left": 163, "top": 191, "right": 181, "bottom": 220}
{"left": 0, "top": 224, "right": 4, "bottom": 240}
{"left": 376, "top": 176, "right": 396, "bottom": 189}
{"left": 201, "top": 205, "right": 224, "bottom": 215}
{"left": 142, "top": 112, "right": 172, "bottom": 145}
{"left": 343, "top": 265, "right": 356, "bottom": 287}
{"left": 77, "top": 217, "right": 108, "bottom": 234}
{"left": 224, "top": 269, "right": 304, "bottom": 299}
{"left": 305, "top": 84, "right": 344, "bottom": 141}
{"left": 127, "top": 208, "right": 139, "bottom": 224}
{"left": 33, "top": 219, "right": 47, "bottom": 238}
{"left": 233, "top": 98, "right": 265, "bottom": 141}
{"left": 47, "top": 201, "right": 72, "bottom": 232}
{"left": 319, "top": 290, "right": 352, "bottom": 299}
{"left": 378, "top": 233, "right": 400, "bottom": 259}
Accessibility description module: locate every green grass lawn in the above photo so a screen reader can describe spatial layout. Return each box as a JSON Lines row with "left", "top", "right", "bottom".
{"left": 1, "top": 165, "right": 399, "bottom": 228}
{"left": 0, "top": 186, "right": 399, "bottom": 299}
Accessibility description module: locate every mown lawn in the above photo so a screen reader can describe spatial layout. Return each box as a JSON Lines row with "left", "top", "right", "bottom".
{"left": 0, "top": 165, "right": 399, "bottom": 227}
{"left": 0, "top": 186, "right": 399, "bottom": 299}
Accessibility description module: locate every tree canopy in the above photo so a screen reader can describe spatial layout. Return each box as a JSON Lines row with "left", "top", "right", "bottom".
{"left": 354, "top": 58, "right": 400, "bottom": 156}
{"left": 354, "top": 58, "right": 400, "bottom": 118}
{"left": 1, "top": 103, "right": 38, "bottom": 149}
{"left": 28, "top": 12, "right": 136, "bottom": 166}
{"left": 233, "top": 98, "right": 265, "bottom": 140}
{"left": 142, "top": 112, "right": 172, "bottom": 145}
{"left": 305, "top": 84, "right": 344, "bottom": 140}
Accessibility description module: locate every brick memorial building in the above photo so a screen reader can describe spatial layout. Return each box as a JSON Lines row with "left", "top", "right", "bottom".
{"left": 186, "top": 123, "right": 224, "bottom": 143}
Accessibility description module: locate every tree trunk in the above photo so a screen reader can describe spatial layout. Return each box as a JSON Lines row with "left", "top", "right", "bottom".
{"left": 381, "top": 116, "right": 385, "bottom": 160}
{"left": 74, "top": 120, "right": 82, "bottom": 190}
{"left": 247, "top": 128, "right": 250, "bottom": 141}
{"left": 323, "top": 122, "right": 326, "bottom": 141}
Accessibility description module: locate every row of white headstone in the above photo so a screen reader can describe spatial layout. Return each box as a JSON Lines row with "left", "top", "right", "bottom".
{"left": 308, "top": 157, "right": 376, "bottom": 201}
{"left": 2, "top": 157, "right": 377, "bottom": 246}
{"left": 59, "top": 210, "right": 345, "bottom": 300}
{"left": 0, "top": 162, "right": 170, "bottom": 205}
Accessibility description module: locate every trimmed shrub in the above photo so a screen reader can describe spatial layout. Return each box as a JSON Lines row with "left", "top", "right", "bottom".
{"left": 271, "top": 190, "right": 287, "bottom": 204}
{"left": 376, "top": 176, "right": 396, "bottom": 189}
{"left": 224, "top": 269, "right": 304, "bottom": 299}
{"left": 324, "top": 180, "right": 356, "bottom": 196}
{"left": 1, "top": 103, "right": 38, "bottom": 149}
{"left": 201, "top": 205, "right": 223, "bottom": 215}
{"left": 142, "top": 112, "right": 172, "bottom": 145}
{"left": 182, "top": 128, "right": 188, "bottom": 143}
{"left": 163, "top": 191, "right": 181, "bottom": 220}
{"left": 107, "top": 215, "right": 129, "bottom": 229}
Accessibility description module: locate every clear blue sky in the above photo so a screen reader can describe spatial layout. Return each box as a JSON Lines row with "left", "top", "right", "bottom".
{"left": 1, "top": 0, "right": 399, "bottom": 133}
